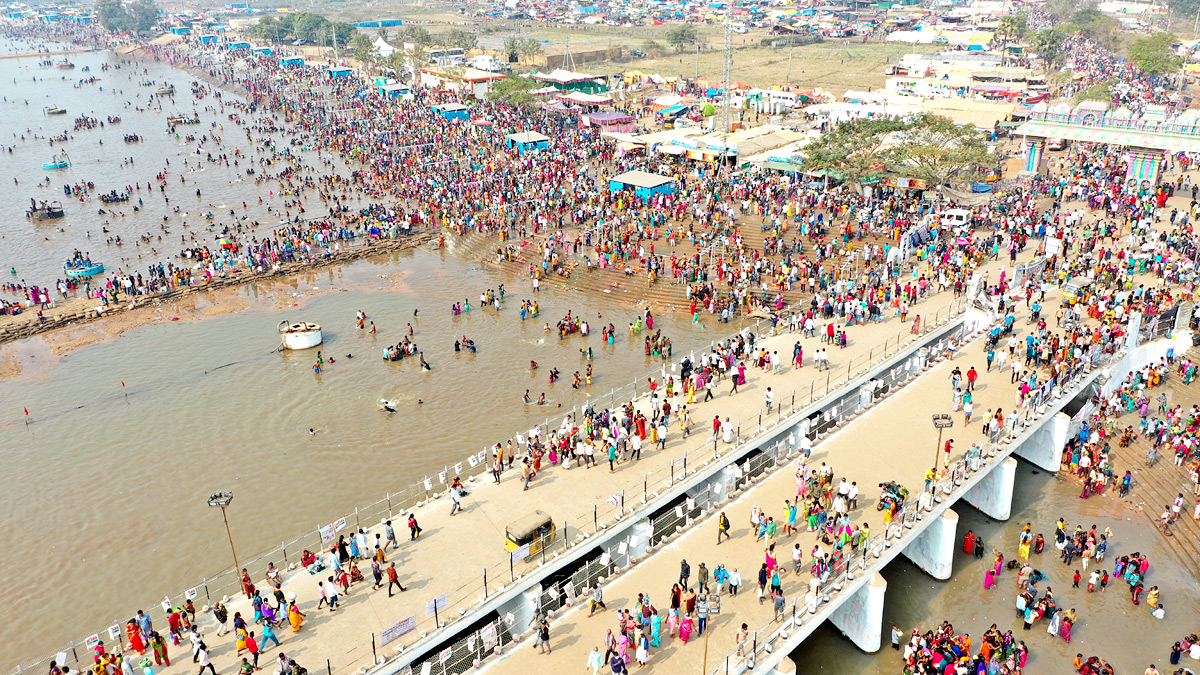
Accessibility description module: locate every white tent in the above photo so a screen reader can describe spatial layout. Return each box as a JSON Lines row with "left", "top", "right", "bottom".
{"left": 373, "top": 36, "right": 396, "bottom": 57}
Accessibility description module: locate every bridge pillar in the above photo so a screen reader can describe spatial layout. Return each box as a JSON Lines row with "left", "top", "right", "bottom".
{"left": 771, "top": 656, "right": 797, "bottom": 675}
{"left": 963, "top": 457, "right": 1017, "bottom": 521}
{"left": 1013, "top": 412, "right": 1070, "bottom": 472}
{"left": 829, "top": 571, "right": 887, "bottom": 653}
{"left": 902, "top": 509, "right": 958, "bottom": 580}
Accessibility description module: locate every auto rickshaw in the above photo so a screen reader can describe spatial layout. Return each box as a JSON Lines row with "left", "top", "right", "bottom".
{"left": 505, "top": 510, "right": 555, "bottom": 561}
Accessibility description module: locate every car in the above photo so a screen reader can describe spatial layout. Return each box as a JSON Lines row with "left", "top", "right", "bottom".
{"left": 1047, "top": 138, "right": 1067, "bottom": 151}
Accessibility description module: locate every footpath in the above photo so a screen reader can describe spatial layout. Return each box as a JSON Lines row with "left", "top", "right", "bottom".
{"left": 26, "top": 244, "right": 1033, "bottom": 675}
{"left": 485, "top": 292, "right": 1029, "bottom": 675}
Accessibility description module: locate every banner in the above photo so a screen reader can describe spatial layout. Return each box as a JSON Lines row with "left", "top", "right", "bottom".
{"left": 380, "top": 616, "right": 416, "bottom": 646}
{"left": 481, "top": 622, "right": 498, "bottom": 651}
{"left": 319, "top": 516, "right": 347, "bottom": 545}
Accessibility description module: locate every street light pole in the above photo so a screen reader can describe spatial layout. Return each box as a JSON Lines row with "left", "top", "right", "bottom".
{"left": 932, "top": 414, "right": 954, "bottom": 475}
{"left": 208, "top": 492, "right": 239, "bottom": 573}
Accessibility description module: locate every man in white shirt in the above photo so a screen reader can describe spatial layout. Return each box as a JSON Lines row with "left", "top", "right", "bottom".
{"left": 847, "top": 482, "right": 859, "bottom": 510}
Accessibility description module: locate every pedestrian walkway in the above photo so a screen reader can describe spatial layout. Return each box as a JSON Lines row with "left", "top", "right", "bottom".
{"left": 485, "top": 302, "right": 1039, "bottom": 675}
{"left": 143, "top": 291, "right": 976, "bottom": 675}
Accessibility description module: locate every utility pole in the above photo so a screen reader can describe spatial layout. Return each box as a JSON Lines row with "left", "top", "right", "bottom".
{"left": 695, "top": 43, "right": 700, "bottom": 81}
{"left": 786, "top": 36, "right": 794, "bottom": 88}
{"left": 721, "top": 18, "right": 733, "bottom": 140}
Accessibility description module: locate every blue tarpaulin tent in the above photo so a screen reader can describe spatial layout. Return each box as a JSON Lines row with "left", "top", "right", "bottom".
{"left": 609, "top": 170, "right": 675, "bottom": 200}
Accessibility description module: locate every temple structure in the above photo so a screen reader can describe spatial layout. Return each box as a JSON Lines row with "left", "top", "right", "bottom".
{"left": 1014, "top": 100, "right": 1200, "bottom": 187}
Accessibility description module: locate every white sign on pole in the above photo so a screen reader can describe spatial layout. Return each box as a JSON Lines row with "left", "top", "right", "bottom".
{"left": 425, "top": 594, "right": 448, "bottom": 615}
{"left": 511, "top": 543, "right": 531, "bottom": 563}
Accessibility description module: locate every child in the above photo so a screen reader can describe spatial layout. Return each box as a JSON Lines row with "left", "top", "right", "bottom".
{"left": 1072, "top": 570, "right": 1081, "bottom": 588}
{"left": 1099, "top": 570, "right": 1109, "bottom": 592}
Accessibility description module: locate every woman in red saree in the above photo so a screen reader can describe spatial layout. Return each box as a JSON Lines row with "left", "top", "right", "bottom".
{"left": 241, "top": 569, "right": 255, "bottom": 599}
{"left": 126, "top": 621, "right": 146, "bottom": 654}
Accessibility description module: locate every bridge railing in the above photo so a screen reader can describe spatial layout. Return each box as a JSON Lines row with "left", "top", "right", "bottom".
{"left": 713, "top": 340, "right": 1125, "bottom": 675}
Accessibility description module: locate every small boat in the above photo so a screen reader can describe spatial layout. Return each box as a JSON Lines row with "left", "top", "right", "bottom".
{"left": 279, "top": 320, "right": 323, "bottom": 350}
{"left": 65, "top": 261, "right": 104, "bottom": 277}
{"left": 56, "top": 59, "right": 74, "bottom": 69}
{"left": 26, "top": 200, "right": 65, "bottom": 221}
{"left": 167, "top": 113, "right": 201, "bottom": 126}
{"left": 156, "top": 85, "right": 176, "bottom": 95}
{"left": 44, "top": 106, "right": 67, "bottom": 115}
{"left": 43, "top": 152, "right": 70, "bottom": 169}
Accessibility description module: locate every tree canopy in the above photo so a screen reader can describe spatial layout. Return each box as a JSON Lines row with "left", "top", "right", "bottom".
{"left": 799, "top": 117, "right": 909, "bottom": 190}
{"left": 488, "top": 75, "right": 538, "bottom": 107}
{"left": 666, "top": 24, "right": 700, "bottom": 51}
{"left": 888, "top": 113, "right": 991, "bottom": 189}
{"left": 1129, "top": 33, "right": 1182, "bottom": 76}
{"left": 96, "top": 0, "right": 160, "bottom": 34}
{"left": 801, "top": 114, "right": 991, "bottom": 191}
{"left": 251, "top": 12, "right": 352, "bottom": 46}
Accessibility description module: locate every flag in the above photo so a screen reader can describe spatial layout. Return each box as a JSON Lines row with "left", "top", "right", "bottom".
{"left": 453, "top": 462, "right": 463, "bottom": 475}
{"left": 121, "top": 381, "right": 125, "bottom": 388}
{"left": 24, "top": 407, "right": 29, "bottom": 415}
{"left": 607, "top": 494, "right": 620, "bottom": 506}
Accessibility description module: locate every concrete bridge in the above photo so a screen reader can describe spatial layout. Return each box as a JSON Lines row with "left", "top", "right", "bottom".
{"left": 369, "top": 304, "right": 1189, "bottom": 675}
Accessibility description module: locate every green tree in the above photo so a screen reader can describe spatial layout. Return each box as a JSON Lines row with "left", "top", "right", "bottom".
{"left": 96, "top": 0, "right": 132, "bottom": 32}
{"left": 799, "top": 117, "right": 909, "bottom": 192}
{"left": 517, "top": 38, "right": 543, "bottom": 64}
{"left": 407, "top": 43, "right": 428, "bottom": 86}
{"left": 329, "top": 22, "right": 356, "bottom": 47}
{"left": 995, "top": 12, "right": 1027, "bottom": 43}
{"left": 1066, "top": 9, "right": 1120, "bottom": 50}
{"left": 666, "top": 24, "right": 699, "bottom": 52}
{"left": 130, "top": 0, "right": 159, "bottom": 33}
{"left": 888, "top": 113, "right": 991, "bottom": 189}
{"left": 1028, "top": 27, "right": 1066, "bottom": 74}
{"left": 1129, "top": 33, "right": 1182, "bottom": 76}
{"left": 504, "top": 37, "right": 521, "bottom": 64}
{"left": 401, "top": 26, "right": 432, "bottom": 46}
{"left": 445, "top": 28, "right": 477, "bottom": 52}
{"left": 379, "top": 27, "right": 389, "bottom": 44}
{"left": 350, "top": 32, "right": 376, "bottom": 65}
{"left": 488, "top": 75, "right": 538, "bottom": 106}
{"left": 292, "top": 13, "right": 327, "bottom": 42}
{"left": 1074, "top": 79, "right": 1114, "bottom": 102}
{"left": 251, "top": 16, "right": 286, "bottom": 42}
{"left": 97, "top": 0, "right": 158, "bottom": 33}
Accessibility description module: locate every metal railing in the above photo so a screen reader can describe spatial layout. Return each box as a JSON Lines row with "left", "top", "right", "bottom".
{"left": 711, "top": 338, "right": 1127, "bottom": 675}
{"left": 7, "top": 293, "right": 971, "bottom": 675}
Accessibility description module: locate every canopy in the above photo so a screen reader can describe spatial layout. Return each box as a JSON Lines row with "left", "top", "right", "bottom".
{"left": 557, "top": 91, "right": 612, "bottom": 105}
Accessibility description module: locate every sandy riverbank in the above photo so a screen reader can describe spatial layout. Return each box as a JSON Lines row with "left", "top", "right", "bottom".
{"left": 0, "top": 233, "right": 433, "bottom": 370}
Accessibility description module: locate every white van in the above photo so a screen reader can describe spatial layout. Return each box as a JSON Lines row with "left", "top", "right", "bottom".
{"left": 940, "top": 208, "right": 972, "bottom": 229}
{"left": 768, "top": 90, "right": 800, "bottom": 108}
{"left": 730, "top": 22, "right": 748, "bottom": 33}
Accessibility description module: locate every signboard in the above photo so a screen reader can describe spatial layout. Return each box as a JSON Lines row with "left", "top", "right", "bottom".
{"left": 85, "top": 634, "right": 101, "bottom": 650}
{"left": 481, "top": 622, "right": 499, "bottom": 651}
{"left": 380, "top": 616, "right": 416, "bottom": 646}
{"left": 186, "top": 588, "right": 198, "bottom": 600}
{"left": 320, "top": 516, "right": 348, "bottom": 545}
{"left": 438, "top": 647, "right": 453, "bottom": 664}
{"left": 107, "top": 625, "right": 122, "bottom": 641}
{"left": 425, "top": 594, "right": 448, "bottom": 616}
{"left": 882, "top": 177, "right": 928, "bottom": 190}
{"left": 511, "top": 543, "right": 531, "bottom": 563}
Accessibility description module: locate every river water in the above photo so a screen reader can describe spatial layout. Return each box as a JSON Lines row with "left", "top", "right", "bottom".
{"left": 791, "top": 459, "right": 1200, "bottom": 674}
{"left": 0, "top": 38, "right": 339, "bottom": 285}
{"left": 0, "top": 41, "right": 726, "bottom": 666}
